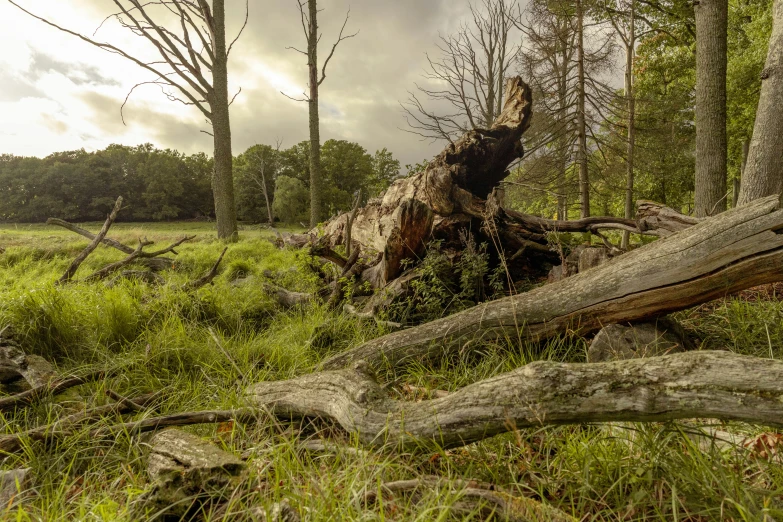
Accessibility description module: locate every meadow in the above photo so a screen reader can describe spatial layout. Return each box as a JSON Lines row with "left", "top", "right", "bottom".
{"left": 0, "top": 222, "right": 782, "bottom": 521}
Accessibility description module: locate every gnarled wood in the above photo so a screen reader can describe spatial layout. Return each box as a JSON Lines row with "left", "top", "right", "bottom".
{"left": 248, "top": 351, "right": 783, "bottom": 451}
{"left": 322, "top": 195, "right": 783, "bottom": 370}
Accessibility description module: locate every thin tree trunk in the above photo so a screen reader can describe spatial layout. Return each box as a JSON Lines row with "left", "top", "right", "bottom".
{"left": 211, "top": 0, "right": 238, "bottom": 241}
{"left": 259, "top": 166, "right": 274, "bottom": 224}
{"left": 576, "top": 0, "right": 590, "bottom": 220}
{"left": 737, "top": 0, "right": 783, "bottom": 205}
{"left": 622, "top": 0, "right": 636, "bottom": 249}
{"left": 694, "top": 0, "right": 728, "bottom": 217}
{"left": 308, "top": 0, "right": 322, "bottom": 228}
{"left": 557, "top": 43, "right": 569, "bottom": 221}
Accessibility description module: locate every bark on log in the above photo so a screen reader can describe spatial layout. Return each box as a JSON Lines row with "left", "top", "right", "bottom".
{"left": 248, "top": 351, "right": 783, "bottom": 451}
{"left": 140, "top": 429, "right": 246, "bottom": 519}
{"left": 321, "top": 195, "right": 783, "bottom": 371}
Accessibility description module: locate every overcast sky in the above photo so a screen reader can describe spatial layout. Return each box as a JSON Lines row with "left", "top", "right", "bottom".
{"left": 0, "top": 0, "right": 490, "bottom": 167}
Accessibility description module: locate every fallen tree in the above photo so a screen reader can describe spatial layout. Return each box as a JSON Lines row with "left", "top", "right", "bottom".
{"left": 321, "top": 194, "right": 783, "bottom": 370}
{"left": 249, "top": 351, "right": 783, "bottom": 451}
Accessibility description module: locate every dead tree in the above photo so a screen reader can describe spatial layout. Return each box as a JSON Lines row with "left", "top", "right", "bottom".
{"left": 7, "top": 0, "right": 248, "bottom": 240}
{"left": 285, "top": 0, "right": 358, "bottom": 227}
{"left": 402, "top": 0, "right": 523, "bottom": 142}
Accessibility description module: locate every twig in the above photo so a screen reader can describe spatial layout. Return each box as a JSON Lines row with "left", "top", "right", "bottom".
{"left": 57, "top": 196, "right": 123, "bottom": 284}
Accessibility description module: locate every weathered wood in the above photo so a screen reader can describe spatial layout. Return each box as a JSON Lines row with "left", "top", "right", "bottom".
{"left": 141, "top": 429, "right": 246, "bottom": 519}
{"left": 636, "top": 200, "right": 702, "bottom": 236}
{"left": 587, "top": 317, "right": 695, "bottom": 363}
{"left": 321, "top": 195, "right": 783, "bottom": 370}
{"left": 248, "top": 351, "right": 783, "bottom": 451}
{"left": 57, "top": 196, "right": 123, "bottom": 284}
{"left": 263, "top": 283, "right": 314, "bottom": 308}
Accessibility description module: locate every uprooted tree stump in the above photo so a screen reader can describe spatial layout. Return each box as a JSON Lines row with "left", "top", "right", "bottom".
{"left": 321, "top": 195, "right": 783, "bottom": 371}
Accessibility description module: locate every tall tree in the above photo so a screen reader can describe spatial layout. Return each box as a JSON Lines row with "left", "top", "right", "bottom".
{"left": 694, "top": 0, "right": 729, "bottom": 216}
{"left": 576, "top": 0, "right": 591, "bottom": 219}
{"left": 738, "top": 0, "right": 783, "bottom": 204}
{"left": 287, "top": 1, "right": 357, "bottom": 227}
{"left": 7, "top": 0, "right": 247, "bottom": 240}
{"left": 402, "top": 0, "right": 523, "bottom": 142}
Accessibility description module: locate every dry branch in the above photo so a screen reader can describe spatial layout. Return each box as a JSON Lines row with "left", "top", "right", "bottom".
{"left": 0, "top": 391, "right": 158, "bottom": 454}
{"left": 322, "top": 195, "right": 783, "bottom": 371}
{"left": 57, "top": 197, "right": 123, "bottom": 284}
{"left": 183, "top": 247, "right": 228, "bottom": 290}
{"left": 248, "top": 351, "right": 783, "bottom": 451}
{"left": 0, "top": 370, "right": 111, "bottom": 413}
{"left": 47, "top": 218, "right": 134, "bottom": 254}
{"left": 88, "top": 408, "right": 259, "bottom": 438}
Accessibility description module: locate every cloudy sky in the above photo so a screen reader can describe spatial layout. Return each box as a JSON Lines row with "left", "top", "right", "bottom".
{"left": 0, "top": 0, "right": 486, "bottom": 167}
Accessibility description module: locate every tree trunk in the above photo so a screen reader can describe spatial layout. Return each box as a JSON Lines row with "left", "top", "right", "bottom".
{"left": 622, "top": 0, "right": 636, "bottom": 249}
{"left": 321, "top": 195, "right": 783, "bottom": 371}
{"left": 210, "top": 0, "right": 238, "bottom": 241}
{"left": 259, "top": 165, "right": 274, "bottom": 224}
{"left": 737, "top": 0, "right": 783, "bottom": 205}
{"left": 308, "top": 0, "right": 322, "bottom": 228}
{"left": 576, "top": 0, "right": 590, "bottom": 220}
{"left": 694, "top": 0, "right": 728, "bottom": 217}
{"left": 249, "top": 351, "right": 783, "bottom": 451}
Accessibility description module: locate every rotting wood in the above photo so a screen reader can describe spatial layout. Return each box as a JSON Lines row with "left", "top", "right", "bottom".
{"left": 248, "top": 351, "right": 783, "bottom": 452}
{"left": 57, "top": 196, "right": 123, "bottom": 284}
{"left": 140, "top": 429, "right": 246, "bottom": 520}
{"left": 263, "top": 283, "right": 315, "bottom": 308}
{"left": 361, "top": 476, "right": 576, "bottom": 522}
{"left": 321, "top": 195, "right": 783, "bottom": 371}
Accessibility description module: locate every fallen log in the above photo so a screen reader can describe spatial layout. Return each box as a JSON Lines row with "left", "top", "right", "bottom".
{"left": 248, "top": 351, "right": 783, "bottom": 451}
{"left": 0, "top": 369, "right": 112, "bottom": 413}
{"left": 322, "top": 195, "right": 783, "bottom": 370}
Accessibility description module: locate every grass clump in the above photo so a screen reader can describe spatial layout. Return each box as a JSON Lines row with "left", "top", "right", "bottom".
{"left": 0, "top": 222, "right": 782, "bottom": 520}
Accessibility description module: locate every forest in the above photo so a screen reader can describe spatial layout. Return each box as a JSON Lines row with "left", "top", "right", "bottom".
{"left": 0, "top": 0, "right": 782, "bottom": 520}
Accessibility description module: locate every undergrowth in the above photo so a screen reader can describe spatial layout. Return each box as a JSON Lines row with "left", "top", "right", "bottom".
{"left": 0, "top": 224, "right": 781, "bottom": 520}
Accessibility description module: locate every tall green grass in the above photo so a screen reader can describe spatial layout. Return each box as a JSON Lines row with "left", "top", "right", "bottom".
{"left": 0, "top": 224, "right": 782, "bottom": 520}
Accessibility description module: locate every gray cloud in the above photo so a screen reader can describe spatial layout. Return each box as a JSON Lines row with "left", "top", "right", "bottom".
{"left": 27, "top": 51, "right": 122, "bottom": 87}
{"left": 13, "top": 0, "right": 477, "bottom": 166}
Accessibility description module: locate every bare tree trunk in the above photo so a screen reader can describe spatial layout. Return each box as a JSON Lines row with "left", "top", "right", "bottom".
{"left": 737, "top": 0, "right": 783, "bottom": 205}
{"left": 622, "top": 0, "right": 636, "bottom": 249}
{"left": 576, "top": 0, "right": 590, "bottom": 220}
{"left": 209, "top": 0, "right": 238, "bottom": 241}
{"left": 694, "top": 0, "right": 728, "bottom": 217}
{"left": 307, "top": 0, "right": 322, "bottom": 228}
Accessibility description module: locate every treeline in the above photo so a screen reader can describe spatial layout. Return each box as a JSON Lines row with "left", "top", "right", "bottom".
{"left": 0, "top": 140, "right": 400, "bottom": 223}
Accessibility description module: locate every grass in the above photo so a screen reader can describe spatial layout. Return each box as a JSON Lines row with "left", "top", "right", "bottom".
{"left": 0, "top": 222, "right": 782, "bottom": 520}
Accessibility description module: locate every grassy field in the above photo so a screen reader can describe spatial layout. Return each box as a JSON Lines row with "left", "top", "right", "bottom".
{"left": 0, "top": 222, "right": 782, "bottom": 520}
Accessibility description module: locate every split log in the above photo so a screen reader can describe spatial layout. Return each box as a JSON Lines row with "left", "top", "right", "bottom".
{"left": 248, "top": 351, "right": 783, "bottom": 452}
{"left": 321, "top": 195, "right": 783, "bottom": 371}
